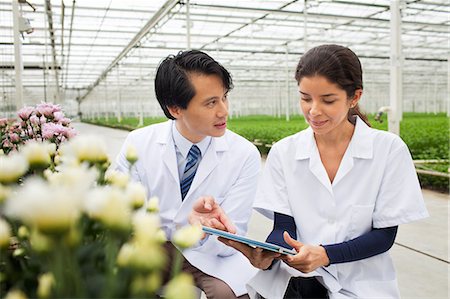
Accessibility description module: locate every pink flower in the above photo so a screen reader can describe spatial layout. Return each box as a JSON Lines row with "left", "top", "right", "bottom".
{"left": 9, "top": 133, "right": 20, "bottom": 143}
{"left": 60, "top": 117, "right": 71, "bottom": 126}
{"left": 42, "top": 123, "right": 59, "bottom": 139}
{"left": 30, "top": 115, "right": 40, "bottom": 125}
{"left": 0, "top": 118, "right": 9, "bottom": 128}
{"left": 18, "top": 106, "right": 35, "bottom": 120}
{"left": 53, "top": 111, "right": 65, "bottom": 122}
{"left": 36, "top": 103, "right": 59, "bottom": 118}
{"left": 63, "top": 127, "right": 77, "bottom": 138}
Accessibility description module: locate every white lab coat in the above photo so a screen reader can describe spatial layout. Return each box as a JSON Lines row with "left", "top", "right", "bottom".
{"left": 248, "top": 117, "right": 429, "bottom": 299}
{"left": 116, "top": 120, "right": 260, "bottom": 296}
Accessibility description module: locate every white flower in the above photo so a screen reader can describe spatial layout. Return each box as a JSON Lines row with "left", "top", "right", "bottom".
{"left": 132, "top": 213, "right": 161, "bottom": 244}
{"left": 61, "top": 135, "right": 109, "bottom": 164}
{"left": 0, "top": 154, "right": 28, "bottom": 184}
{"left": 117, "top": 241, "right": 166, "bottom": 271}
{"left": 105, "top": 170, "right": 129, "bottom": 189}
{"left": 125, "top": 182, "right": 146, "bottom": 209}
{"left": 84, "top": 186, "right": 131, "bottom": 231}
{"left": 37, "top": 273, "right": 55, "bottom": 299}
{"left": 4, "top": 178, "right": 81, "bottom": 235}
{"left": 126, "top": 144, "right": 138, "bottom": 164}
{"left": 46, "top": 163, "right": 98, "bottom": 194}
{"left": 0, "top": 217, "right": 11, "bottom": 248}
{"left": 146, "top": 196, "right": 159, "bottom": 213}
{"left": 21, "top": 141, "right": 51, "bottom": 169}
{"left": 172, "top": 225, "right": 203, "bottom": 249}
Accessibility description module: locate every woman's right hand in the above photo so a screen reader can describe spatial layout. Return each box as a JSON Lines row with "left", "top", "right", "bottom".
{"left": 218, "top": 238, "right": 281, "bottom": 270}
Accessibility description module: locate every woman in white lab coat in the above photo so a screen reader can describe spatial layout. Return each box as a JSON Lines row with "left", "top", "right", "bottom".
{"left": 192, "top": 44, "right": 429, "bottom": 298}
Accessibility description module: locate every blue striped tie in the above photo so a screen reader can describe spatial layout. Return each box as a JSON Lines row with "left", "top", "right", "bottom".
{"left": 180, "top": 145, "right": 201, "bottom": 200}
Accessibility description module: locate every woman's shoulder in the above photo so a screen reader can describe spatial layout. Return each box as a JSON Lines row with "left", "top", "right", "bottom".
{"left": 366, "top": 126, "right": 409, "bottom": 154}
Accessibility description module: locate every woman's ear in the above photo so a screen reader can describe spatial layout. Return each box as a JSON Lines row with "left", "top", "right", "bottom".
{"left": 350, "top": 89, "right": 363, "bottom": 107}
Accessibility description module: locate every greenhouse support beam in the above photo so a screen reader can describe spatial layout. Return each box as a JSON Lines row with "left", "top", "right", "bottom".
{"left": 186, "top": 0, "right": 191, "bottom": 50}
{"left": 12, "top": 0, "right": 24, "bottom": 109}
{"left": 448, "top": 54, "right": 450, "bottom": 117}
{"left": 44, "top": 0, "right": 61, "bottom": 103}
{"left": 78, "top": 0, "right": 179, "bottom": 102}
{"left": 389, "top": 0, "right": 402, "bottom": 135}
{"left": 189, "top": 3, "right": 449, "bottom": 31}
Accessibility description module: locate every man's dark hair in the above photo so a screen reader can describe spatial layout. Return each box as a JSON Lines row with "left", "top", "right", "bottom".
{"left": 155, "top": 50, "right": 233, "bottom": 120}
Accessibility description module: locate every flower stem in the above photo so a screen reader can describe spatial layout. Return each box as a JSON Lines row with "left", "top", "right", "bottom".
{"left": 171, "top": 250, "right": 184, "bottom": 279}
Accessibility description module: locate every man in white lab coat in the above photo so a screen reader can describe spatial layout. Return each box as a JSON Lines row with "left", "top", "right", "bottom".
{"left": 116, "top": 50, "right": 260, "bottom": 298}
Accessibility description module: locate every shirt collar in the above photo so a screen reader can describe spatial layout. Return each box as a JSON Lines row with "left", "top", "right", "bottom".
{"left": 295, "top": 116, "right": 374, "bottom": 160}
{"left": 172, "top": 121, "right": 211, "bottom": 158}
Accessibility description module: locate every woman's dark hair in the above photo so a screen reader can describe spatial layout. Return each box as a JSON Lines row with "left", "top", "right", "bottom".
{"left": 295, "top": 44, "right": 370, "bottom": 126}
{"left": 155, "top": 50, "right": 233, "bottom": 120}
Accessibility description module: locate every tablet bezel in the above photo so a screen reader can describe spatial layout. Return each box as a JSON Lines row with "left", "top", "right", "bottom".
{"left": 202, "top": 226, "right": 297, "bottom": 256}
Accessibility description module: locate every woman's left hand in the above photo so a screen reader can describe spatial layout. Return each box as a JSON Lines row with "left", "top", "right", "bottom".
{"left": 281, "top": 231, "right": 330, "bottom": 273}
{"left": 218, "top": 238, "right": 281, "bottom": 270}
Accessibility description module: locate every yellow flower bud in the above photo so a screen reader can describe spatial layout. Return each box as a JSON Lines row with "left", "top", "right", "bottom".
{"left": 13, "top": 248, "right": 25, "bottom": 257}
{"left": 172, "top": 225, "right": 203, "bottom": 249}
{"left": 105, "top": 170, "right": 129, "bottom": 189}
{"left": 0, "top": 218, "right": 11, "bottom": 248}
{"left": 164, "top": 273, "right": 196, "bottom": 299}
{"left": 37, "top": 273, "right": 55, "bottom": 299}
{"left": 145, "top": 272, "right": 162, "bottom": 294}
{"left": 146, "top": 196, "right": 159, "bottom": 213}
{"left": 126, "top": 144, "right": 138, "bottom": 164}
{"left": 4, "top": 289, "right": 28, "bottom": 299}
{"left": 125, "top": 182, "right": 146, "bottom": 209}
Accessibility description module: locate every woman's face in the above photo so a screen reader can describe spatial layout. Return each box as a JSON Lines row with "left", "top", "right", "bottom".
{"left": 298, "top": 75, "right": 360, "bottom": 136}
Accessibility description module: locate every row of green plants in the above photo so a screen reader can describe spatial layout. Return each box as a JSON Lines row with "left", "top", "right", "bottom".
{"left": 85, "top": 113, "right": 449, "bottom": 192}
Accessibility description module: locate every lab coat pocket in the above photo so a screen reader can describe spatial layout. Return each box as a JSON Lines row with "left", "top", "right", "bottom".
{"left": 350, "top": 204, "right": 374, "bottom": 239}
{"left": 353, "top": 279, "right": 400, "bottom": 298}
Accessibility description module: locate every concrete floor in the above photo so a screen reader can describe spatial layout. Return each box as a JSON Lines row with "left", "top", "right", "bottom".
{"left": 73, "top": 122, "right": 449, "bottom": 298}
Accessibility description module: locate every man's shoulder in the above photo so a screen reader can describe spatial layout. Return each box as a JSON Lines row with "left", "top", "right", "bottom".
{"left": 127, "top": 120, "right": 170, "bottom": 139}
{"left": 223, "top": 129, "right": 258, "bottom": 152}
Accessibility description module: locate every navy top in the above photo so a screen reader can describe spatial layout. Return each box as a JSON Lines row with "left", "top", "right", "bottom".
{"left": 266, "top": 212, "right": 398, "bottom": 264}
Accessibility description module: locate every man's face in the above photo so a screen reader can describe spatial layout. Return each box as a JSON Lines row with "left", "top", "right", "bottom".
{"left": 169, "top": 73, "right": 229, "bottom": 143}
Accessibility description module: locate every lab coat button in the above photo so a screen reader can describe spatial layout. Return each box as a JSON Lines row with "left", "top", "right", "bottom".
{"left": 328, "top": 219, "right": 334, "bottom": 224}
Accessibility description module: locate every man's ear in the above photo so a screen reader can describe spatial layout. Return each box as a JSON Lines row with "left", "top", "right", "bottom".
{"left": 167, "top": 106, "right": 181, "bottom": 119}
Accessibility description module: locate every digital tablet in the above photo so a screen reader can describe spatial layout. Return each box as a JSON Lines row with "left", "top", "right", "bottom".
{"left": 202, "top": 226, "right": 297, "bottom": 256}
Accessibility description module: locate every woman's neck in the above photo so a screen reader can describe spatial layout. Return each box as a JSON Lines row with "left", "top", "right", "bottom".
{"left": 314, "top": 119, "right": 355, "bottom": 147}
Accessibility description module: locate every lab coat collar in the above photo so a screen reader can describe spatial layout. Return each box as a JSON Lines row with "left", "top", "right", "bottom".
{"left": 171, "top": 121, "right": 212, "bottom": 159}
{"left": 294, "top": 117, "right": 375, "bottom": 193}
{"left": 157, "top": 120, "right": 229, "bottom": 200}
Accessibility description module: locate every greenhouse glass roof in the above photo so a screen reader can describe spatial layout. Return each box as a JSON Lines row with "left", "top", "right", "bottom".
{"left": 0, "top": 0, "right": 448, "bottom": 109}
